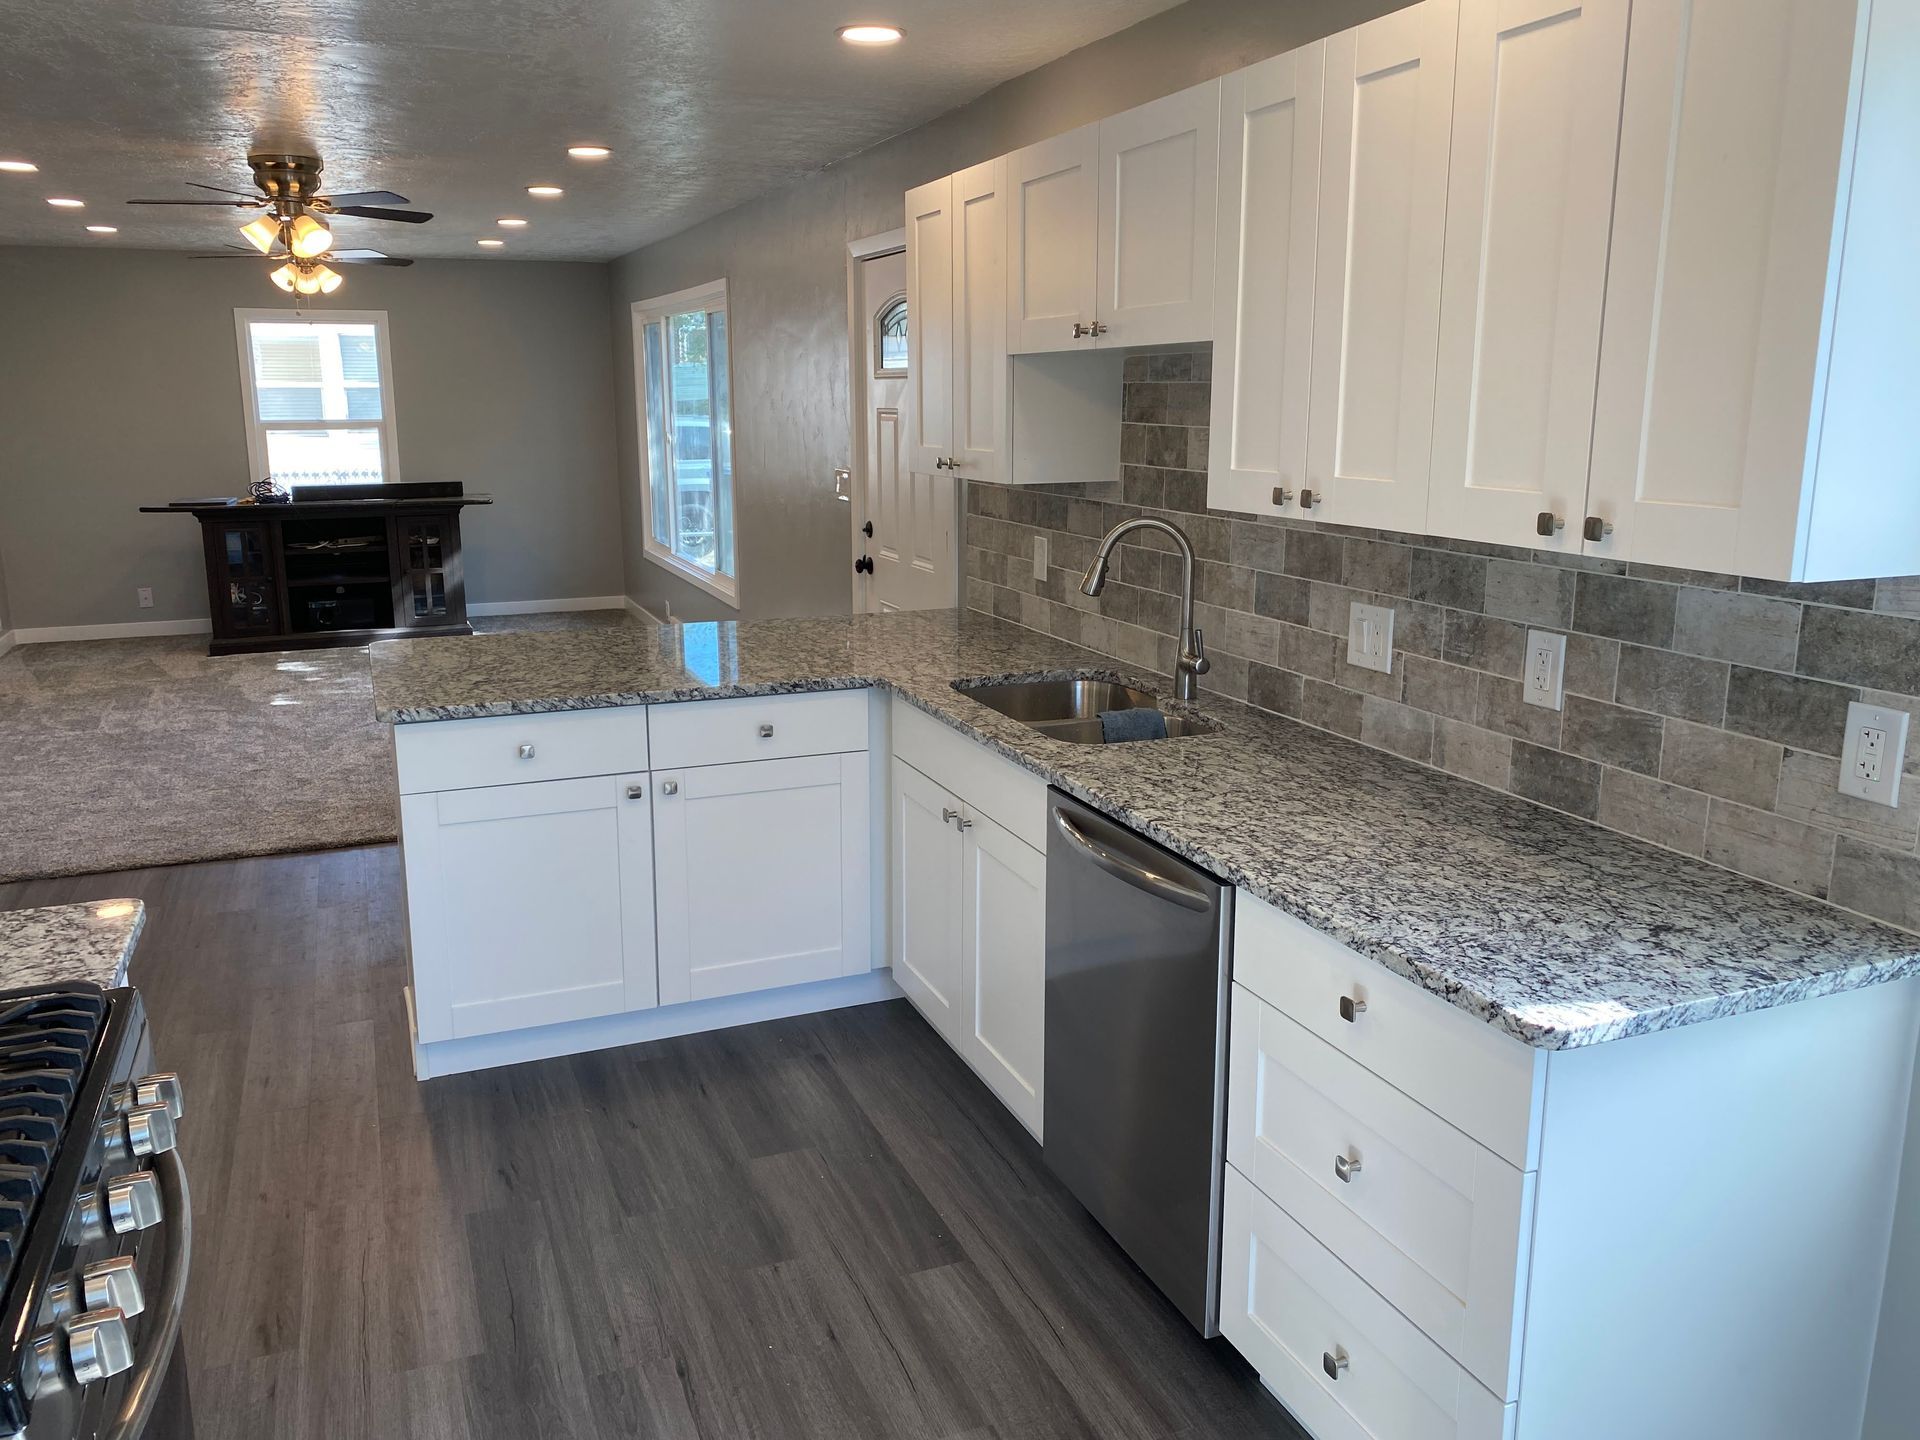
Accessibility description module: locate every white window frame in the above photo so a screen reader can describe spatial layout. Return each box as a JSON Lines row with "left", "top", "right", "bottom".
{"left": 631, "top": 280, "right": 740, "bottom": 607}
{"left": 233, "top": 308, "right": 401, "bottom": 485}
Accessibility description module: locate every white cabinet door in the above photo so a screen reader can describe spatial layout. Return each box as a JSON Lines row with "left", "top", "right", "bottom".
{"left": 960, "top": 810, "right": 1046, "bottom": 1139}
{"left": 1585, "top": 0, "right": 1863, "bottom": 575}
{"left": 1307, "top": 0, "right": 1458, "bottom": 532}
{"left": 950, "top": 157, "right": 1008, "bottom": 486}
{"left": 652, "top": 753, "right": 872, "bottom": 1005}
{"left": 1095, "top": 80, "right": 1221, "bottom": 348}
{"left": 1209, "top": 42, "right": 1325, "bottom": 517}
{"left": 890, "top": 758, "right": 966, "bottom": 1046}
{"left": 1426, "top": 0, "right": 1632, "bottom": 551}
{"left": 401, "top": 775, "right": 656, "bottom": 1042}
{"left": 1006, "top": 124, "right": 1100, "bottom": 354}
{"left": 904, "top": 174, "right": 955, "bottom": 476}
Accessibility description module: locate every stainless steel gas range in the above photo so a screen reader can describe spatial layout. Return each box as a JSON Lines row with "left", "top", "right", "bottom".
{"left": 0, "top": 982, "right": 191, "bottom": 1440}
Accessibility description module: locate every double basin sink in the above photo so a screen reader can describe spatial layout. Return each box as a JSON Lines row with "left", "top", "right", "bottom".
{"left": 955, "top": 677, "right": 1215, "bottom": 745}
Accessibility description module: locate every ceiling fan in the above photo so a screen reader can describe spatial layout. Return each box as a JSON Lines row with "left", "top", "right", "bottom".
{"left": 129, "top": 151, "right": 430, "bottom": 295}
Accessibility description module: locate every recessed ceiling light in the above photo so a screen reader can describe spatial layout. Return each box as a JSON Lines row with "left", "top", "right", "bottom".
{"left": 46, "top": 196, "right": 84, "bottom": 208}
{"left": 85, "top": 224, "right": 117, "bottom": 235}
{"left": 838, "top": 24, "right": 904, "bottom": 44}
{"left": 567, "top": 145, "right": 612, "bottom": 160}
{"left": 526, "top": 185, "right": 564, "bottom": 198}
{"left": 477, "top": 238, "right": 505, "bottom": 248}
{"left": 0, "top": 160, "right": 37, "bottom": 173}
{"left": 497, "top": 217, "right": 528, "bottom": 228}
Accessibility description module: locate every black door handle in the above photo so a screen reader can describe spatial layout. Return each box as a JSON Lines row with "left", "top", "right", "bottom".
{"left": 854, "top": 556, "right": 874, "bottom": 575}
{"left": 861, "top": 521, "right": 874, "bottom": 538}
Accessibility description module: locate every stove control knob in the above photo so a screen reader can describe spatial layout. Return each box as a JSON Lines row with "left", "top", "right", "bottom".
{"left": 99, "top": 1104, "right": 177, "bottom": 1162}
{"left": 45, "top": 1256, "right": 146, "bottom": 1325}
{"left": 135, "top": 1073, "right": 185, "bottom": 1121}
{"left": 76, "top": 1171, "right": 163, "bottom": 1241}
{"left": 66, "top": 1308, "right": 134, "bottom": 1386}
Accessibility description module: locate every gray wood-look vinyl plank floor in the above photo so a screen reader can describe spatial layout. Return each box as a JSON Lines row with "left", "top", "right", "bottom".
{"left": 0, "top": 845, "right": 1303, "bottom": 1440}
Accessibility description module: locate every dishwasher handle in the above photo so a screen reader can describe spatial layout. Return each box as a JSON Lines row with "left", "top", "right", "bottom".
{"left": 1052, "top": 805, "right": 1214, "bottom": 913}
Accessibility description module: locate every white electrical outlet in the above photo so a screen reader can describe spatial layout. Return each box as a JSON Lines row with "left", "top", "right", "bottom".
{"left": 1839, "top": 700, "right": 1909, "bottom": 807}
{"left": 1523, "top": 630, "right": 1567, "bottom": 711}
{"left": 1032, "top": 534, "right": 1049, "bottom": 581}
{"left": 1346, "top": 602, "right": 1395, "bottom": 675}
{"left": 136, "top": 587, "right": 154, "bottom": 609}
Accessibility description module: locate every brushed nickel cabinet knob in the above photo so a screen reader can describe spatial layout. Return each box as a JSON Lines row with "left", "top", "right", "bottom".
{"left": 1323, "top": 1346, "right": 1350, "bottom": 1380}
{"left": 1271, "top": 486, "right": 1293, "bottom": 507}
{"left": 1299, "top": 488, "right": 1319, "bottom": 510}
{"left": 1338, "top": 992, "right": 1367, "bottom": 1023}
{"left": 1536, "top": 511, "right": 1566, "bottom": 537}
{"left": 517, "top": 743, "right": 536, "bottom": 760}
{"left": 1333, "top": 1150, "right": 1363, "bottom": 1184}
{"left": 1583, "top": 515, "right": 1614, "bottom": 542}
{"left": 758, "top": 723, "right": 775, "bottom": 738}
{"left": 660, "top": 779, "right": 679, "bottom": 796}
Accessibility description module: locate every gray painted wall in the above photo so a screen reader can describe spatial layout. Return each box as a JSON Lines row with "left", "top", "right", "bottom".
{"left": 608, "top": 0, "right": 1394, "bottom": 622}
{"left": 0, "top": 544, "right": 12, "bottom": 636}
{"left": 0, "top": 247, "right": 622, "bottom": 631}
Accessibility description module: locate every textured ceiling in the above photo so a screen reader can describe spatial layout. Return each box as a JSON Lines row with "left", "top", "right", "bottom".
{"left": 0, "top": 0, "right": 1183, "bottom": 261}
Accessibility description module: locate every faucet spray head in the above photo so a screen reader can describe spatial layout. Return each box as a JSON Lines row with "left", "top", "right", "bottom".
{"left": 1079, "top": 557, "right": 1108, "bottom": 598}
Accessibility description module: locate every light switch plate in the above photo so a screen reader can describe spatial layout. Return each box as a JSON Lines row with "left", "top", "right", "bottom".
{"left": 1523, "top": 630, "right": 1567, "bottom": 711}
{"left": 1839, "top": 700, "right": 1908, "bottom": 807}
{"left": 1347, "top": 602, "right": 1395, "bottom": 675}
{"left": 1032, "top": 534, "right": 1049, "bottom": 581}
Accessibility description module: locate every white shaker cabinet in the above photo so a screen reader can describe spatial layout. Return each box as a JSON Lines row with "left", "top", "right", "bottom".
{"left": 905, "top": 160, "right": 1007, "bottom": 485}
{"left": 1585, "top": 0, "right": 1920, "bottom": 581}
{"left": 958, "top": 807, "right": 1046, "bottom": 1137}
{"left": 400, "top": 773, "right": 657, "bottom": 1042}
{"left": 903, "top": 174, "right": 954, "bottom": 477}
{"left": 890, "top": 756, "right": 967, "bottom": 1044}
{"left": 1207, "top": 42, "right": 1325, "bottom": 517}
{"left": 1305, "top": 0, "right": 1458, "bottom": 532}
{"left": 1424, "top": 0, "right": 1631, "bottom": 551}
{"left": 1006, "top": 124, "right": 1101, "bottom": 353}
{"left": 652, "top": 751, "right": 872, "bottom": 1006}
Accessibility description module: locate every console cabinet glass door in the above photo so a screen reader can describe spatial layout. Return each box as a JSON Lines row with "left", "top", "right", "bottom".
{"left": 399, "top": 514, "right": 455, "bottom": 622}
{"left": 210, "top": 521, "right": 281, "bottom": 636}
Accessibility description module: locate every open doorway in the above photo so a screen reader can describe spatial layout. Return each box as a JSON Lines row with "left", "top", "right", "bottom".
{"left": 847, "top": 230, "right": 958, "bottom": 613}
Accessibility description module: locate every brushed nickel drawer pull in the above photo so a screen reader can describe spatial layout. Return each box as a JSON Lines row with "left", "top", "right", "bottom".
{"left": 1338, "top": 992, "right": 1367, "bottom": 1023}
{"left": 1323, "top": 1347, "right": 1349, "bottom": 1380}
{"left": 1333, "top": 1150, "right": 1363, "bottom": 1184}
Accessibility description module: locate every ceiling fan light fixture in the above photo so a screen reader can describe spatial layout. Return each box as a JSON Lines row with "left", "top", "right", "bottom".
{"left": 838, "top": 23, "right": 904, "bottom": 44}
{"left": 566, "top": 145, "right": 611, "bottom": 160}
{"left": 240, "top": 216, "right": 281, "bottom": 253}
{"left": 271, "top": 262, "right": 299, "bottom": 293}
{"left": 317, "top": 265, "right": 344, "bottom": 295}
{"left": 289, "top": 212, "right": 333, "bottom": 258}
{"left": 0, "top": 160, "right": 37, "bottom": 173}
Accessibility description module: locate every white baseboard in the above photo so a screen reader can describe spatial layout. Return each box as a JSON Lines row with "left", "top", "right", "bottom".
{"left": 625, "top": 596, "right": 667, "bottom": 624}
{"left": 10, "top": 618, "right": 214, "bottom": 645}
{"left": 467, "top": 595, "right": 626, "bottom": 617}
{"left": 407, "top": 970, "right": 904, "bottom": 1079}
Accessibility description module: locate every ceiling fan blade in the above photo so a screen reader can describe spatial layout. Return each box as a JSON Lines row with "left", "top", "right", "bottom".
{"left": 330, "top": 254, "right": 413, "bottom": 266}
{"left": 188, "top": 253, "right": 274, "bottom": 260}
{"left": 321, "top": 190, "right": 410, "bottom": 207}
{"left": 328, "top": 205, "right": 433, "bottom": 224}
{"left": 188, "top": 180, "right": 262, "bottom": 198}
{"left": 127, "top": 198, "right": 261, "bottom": 206}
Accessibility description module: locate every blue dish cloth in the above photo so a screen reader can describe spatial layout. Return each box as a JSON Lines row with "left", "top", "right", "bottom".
{"left": 1099, "top": 708, "right": 1168, "bottom": 743}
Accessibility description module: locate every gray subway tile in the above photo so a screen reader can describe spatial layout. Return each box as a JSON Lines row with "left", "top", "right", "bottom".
{"left": 1165, "top": 382, "right": 1210, "bottom": 426}
{"left": 1597, "top": 770, "right": 1709, "bottom": 857}
{"left": 1200, "top": 651, "right": 1251, "bottom": 702}
{"left": 1442, "top": 612, "right": 1528, "bottom": 680}
{"left": 1562, "top": 695, "right": 1664, "bottom": 777}
{"left": 1360, "top": 695, "right": 1435, "bottom": 763}
{"left": 1300, "top": 679, "right": 1364, "bottom": 738}
{"left": 1147, "top": 352, "right": 1195, "bottom": 382}
{"left": 1228, "top": 522, "right": 1288, "bottom": 575}
{"left": 1432, "top": 718, "right": 1512, "bottom": 790}
{"left": 1410, "top": 550, "right": 1488, "bottom": 611}
{"left": 1704, "top": 800, "right": 1836, "bottom": 899}
{"left": 1402, "top": 655, "right": 1481, "bottom": 725}
{"left": 1742, "top": 576, "right": 1877, "bottom": 608}
{"left": 1672, "top": 587, "right": 1802, "bottom": 671}
{"left": 1776, "top": 749, "right": 1920, "bottom": 851}
{"left": 1122, "top": 381, "right": 1168, "bottom": 424}
{"left": 1121, "top": 466, "right": 1167, "bottom": 508}
{"left": 1796, "top": 605, "right": 1920, "bottom": 694}
{"left": 1196, "top": 559, "right": 1253, "bottom": 611}
{"left": 1724, "top": 667, "right": 1857, "bottom": 756}
{"left": 1829, "top": 837, "right": 1920, "bottom": 931}
{"left": 1573, "top": 572, "right": 1677, "bottom": 647}
{"left": 1510, "top": 743, "right": 1602, "bottom": 820}
{"left": 1475, "top": 675, "right": 1564, "bottom": 746}
{"left": 1253, "top": 570, "right": 1311, "bottom": 625}
{"left": 1660, "top": 718, "right": 1782, "bottom": 811}
{"left": 1628, "top": 562, "right": 1741, "bottom": 591}
{"left": 1342, "top": 539, "right": 1413, "bottom": 597}
{"left": 1162, "top": 469, "right": 1208, "bottom": 515}
{"left": 1483, "top": 560, "right": 1576, "bottom": 629}
{"left": 1615, "top": 645, "right": 1728, "bottom": 724}
{"left": 1284, "top": 530, "right": 1344, "bottom": 583}
{"left": 1274, "top": 622, "right": 1338, "bottom": 681}
{"left": 1247, "top": 662, "right": 1305, "bottom": 718}
{"left": 1564, "top": 633, "right": 1620, "bottom": 700}
{"left": 1875, "top": 577, "right": 1920, "bottom": 618}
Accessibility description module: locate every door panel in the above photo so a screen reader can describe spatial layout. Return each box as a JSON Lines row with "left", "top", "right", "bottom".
{"left": 1427, "top": 0, "right": 1631, "bottom": 550}
{"left": 962, "top": 811, "right": 1045, "bottom": 1139}
{"left": 1586, "top": 0, "right": 1858, "bottom": 573}
{"left": 891, "top": 758, "right": 966, "bottom": 1045}
{"left": 1006, "top": 125, "right": 1100, "bottom": 353}
{"left": 1308, "top": 0, "right": 1459, "bottom": 531}
{"left": 1096, "top": 81, "right": 1221, "bottom": 348}
{"left": 1209, "top": 43, "right": 1325, "bottom": 516}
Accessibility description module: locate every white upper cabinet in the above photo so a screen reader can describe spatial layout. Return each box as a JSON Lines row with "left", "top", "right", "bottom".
{"left": 1425, "top": 0, "right": 1631, "bottom": 550}
{"left": 1095, "top": 80, "right": 1221, "bottom": 349}
{"left": 1307, "top": 0, "right": 1458, "bottom": 533}
{"left": 1586, "top": 0, "right": 1920, "bottom": 581}
{"left": 1006, "top": 124, "right": 1101, "bottom": 354}
{"left": 904, "top": 174, "right": 955, "bottom": 476}
{"left": 951, "top": 159, "right": 1009, "bottom": 486}
{"left": 1208, "top": 42, "right": 1326, "bottom": 516}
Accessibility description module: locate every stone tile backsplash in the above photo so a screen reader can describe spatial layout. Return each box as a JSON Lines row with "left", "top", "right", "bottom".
{"left": 964, "top": 348, "right": 1920, "bottom": 933}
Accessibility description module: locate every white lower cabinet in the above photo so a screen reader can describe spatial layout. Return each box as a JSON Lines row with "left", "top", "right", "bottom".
{"left": 401, "top": 773, "right": 656, "bottom": 1042}
{"left": 889, "top": 732, "right": 1047, "bottom": 1139}
{"left": 653, "top": 751, "right": 871, "bottom": 1005}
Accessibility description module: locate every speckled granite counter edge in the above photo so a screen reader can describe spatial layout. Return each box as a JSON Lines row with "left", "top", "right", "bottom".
{"left": 0, "top": 900, "right": 145, "bottom": 991}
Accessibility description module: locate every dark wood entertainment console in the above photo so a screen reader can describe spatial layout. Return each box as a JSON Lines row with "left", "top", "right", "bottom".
{"left": 141, "top": 486, "right": 492, "bottom": 656}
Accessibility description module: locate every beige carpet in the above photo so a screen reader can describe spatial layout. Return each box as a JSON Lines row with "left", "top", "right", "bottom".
{"left": 0, "top": 609, "right": 643, "bottom": 883}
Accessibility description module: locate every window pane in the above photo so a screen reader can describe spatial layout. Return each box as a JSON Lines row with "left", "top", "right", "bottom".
{"left": 642, "top": 321, "right": 672, "bottom": 550}
{"left": 669, "top": 310, "right": 716, "bottom": 572}
{"left": 262, "top": 428, "right": 385, "bottom": 485}
{"left": 257, "top": 386, "right": 326, "bottom": 422}
{"left": 345, "top": 386, "right": 382, "bottom": 420}
{"left": 877, "top": 296, "right": 908, "bottom": 373}
{"left": 338, "top": 333, "right": 379, "bottom": 382}
{"left": 249, "top": 321, "right": 383, "bottom": 423}
{"left": 708, "top": 308, "right": 735, "bottom": 579}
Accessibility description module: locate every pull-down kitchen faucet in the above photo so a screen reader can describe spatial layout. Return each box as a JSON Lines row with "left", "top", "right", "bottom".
{"left": 1080, "top": 517, "right": 1210, "bottom": 702}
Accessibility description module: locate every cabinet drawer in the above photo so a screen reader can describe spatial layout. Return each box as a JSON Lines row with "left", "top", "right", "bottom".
{"left": 1229, "top": 985, "right": 1530, "bottom": 1398}
{"left": 892, "top": 695, "right": 1047, "bottom": 851}
{"left": 649, "top": 690, "right": 869, "bottom": 770}
{"left": 393, "top": 707, "right": 649, "bottom": 795}
{"left": 1221, "top": 1167, "right": 1514, "bottom": 1440}
{"left": 1233, "top": 893, "right": 1542, "bottom": 1169}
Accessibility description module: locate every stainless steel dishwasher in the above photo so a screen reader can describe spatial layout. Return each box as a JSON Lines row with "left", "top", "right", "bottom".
{"left": 1044, "top": 789, "right": 1232, "bottom": 1336}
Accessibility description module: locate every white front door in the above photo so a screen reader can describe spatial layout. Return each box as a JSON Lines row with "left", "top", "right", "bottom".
{"left": 861, "top": 244, "right": 955, "bottom": 613}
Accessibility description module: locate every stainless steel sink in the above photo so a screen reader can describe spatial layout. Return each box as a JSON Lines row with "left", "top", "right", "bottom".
{"left": 954, "top": 677, "right": 1215, "bottom": 743}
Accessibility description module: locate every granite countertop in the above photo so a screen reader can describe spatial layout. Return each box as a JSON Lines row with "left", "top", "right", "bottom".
{"left": 369, "top": 610, "right": 1920, "bottom": 1051}
{"left": 0, "top": 899, "right": 145, "bottom": 991}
